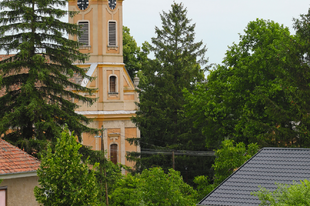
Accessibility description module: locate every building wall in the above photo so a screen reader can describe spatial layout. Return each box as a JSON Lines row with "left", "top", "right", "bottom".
{"left": 0, "top": 176, "right": 40, "bottom": 206}
{"left": 69, "top": 0, "right": 140, "bottom": 171}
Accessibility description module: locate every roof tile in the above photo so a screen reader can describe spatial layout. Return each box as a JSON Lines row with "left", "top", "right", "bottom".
{"left": 199, "top": 148, "right": 310, "bottom": 206}
{"left": 0, "top": 139, "right": 40, "bottom": 175}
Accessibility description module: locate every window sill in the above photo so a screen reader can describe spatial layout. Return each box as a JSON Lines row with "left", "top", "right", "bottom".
{"left": 107, "top": 45, "right": 118, "bottom": 51}
{"left": 108, "top": 92, "right": 119, "bottom": 95}
{"left": 79, "top": 45, "right": 91, "bottom": 50}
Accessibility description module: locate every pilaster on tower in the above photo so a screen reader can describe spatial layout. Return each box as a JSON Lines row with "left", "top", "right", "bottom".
{"left": 68, "top": 0, "right": 124, "bottom": 64}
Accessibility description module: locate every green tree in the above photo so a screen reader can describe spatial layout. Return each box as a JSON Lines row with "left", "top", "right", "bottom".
{"left": 252, "top": 179, "right": 310, "bottom": 206}
{"left": 78, "top": 145, "right": 123, "bottom": 205}
{"left": 123, "top": 26, "right": 149, "bottom": 80}
{"left": 212, "top": 139, "right": 259, "bottom": 185}
{"left": 0, "top": 0, "right": 96, "bottom": 156}
{"left": 110, "top": 167, "right": 198, "bottom": 206}
{"left": 131, "top": 2, "right": 211, "bottom": 185}
{"left": 194, "top": 139, "right": 259, "bottom": 199}
{"left": 184, "top": 18, "right": 310, "bottom": 148}
{"left": 34, "top": 128, "right": 99, "bottom": 206}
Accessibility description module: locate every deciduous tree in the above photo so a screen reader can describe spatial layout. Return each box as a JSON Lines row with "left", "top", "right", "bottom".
{"left": 34, "top": 128, "right": 99, "bottom": 206}
{"left": 194, "top": 140, "right": 259, "bottom": 199}
{"left": 110, "top": 167, "right": 198, "bottom": 206}
{"left": 252, "top": 179, "right": 310, "bottom": 206}
{"left": 123, "top": 26, "right": 149, "bottom": 80}
{"left": 184, "top": 18, "right": 310, "bottom": 148}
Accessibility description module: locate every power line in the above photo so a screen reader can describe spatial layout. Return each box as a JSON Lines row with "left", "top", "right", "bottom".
{"left": 127, "top": 148, "right": 215, "bottom": 157}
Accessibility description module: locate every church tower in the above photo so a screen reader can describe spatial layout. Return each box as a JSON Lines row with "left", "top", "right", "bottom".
{"left": 68, "top": 0, "right": 140, "bottom": 171}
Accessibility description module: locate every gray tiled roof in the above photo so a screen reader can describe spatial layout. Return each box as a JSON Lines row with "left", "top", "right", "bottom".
{"left": 198, "top": 148, "right": 310, "bottom": 206}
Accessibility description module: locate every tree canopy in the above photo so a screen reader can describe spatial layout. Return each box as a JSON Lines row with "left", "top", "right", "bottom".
{"left": 0, "top": 0, "right": 96, "bottom": 156}
{"left": 184, "top": 17, "right": 310, "bottom": 149}
{"left": 123, "top": 26, "right": 149, "bottom": 80}
{"left": 110, "top": 167, "right": 198, "bottom": 206}
{"left": 34, "top": 128, "right": 99, "bottom": 206}
{"left": 252, "top": 179, "right": 310, "bottom": 206}
{"left": 194, "top": 139, "right": 259, "bottom": 199}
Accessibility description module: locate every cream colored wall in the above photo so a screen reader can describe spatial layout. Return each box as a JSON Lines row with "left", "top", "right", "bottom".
{"left": 81, "top": 119, "right": 139, "bottom": 172}
{"left": 0, "top": 176, "right": 40, "bottom": 206}
{"left": 75, "top": 64, "right": 137, "bottom": 112}
{"left": 68, "top": 0, "right": 124, "bottom": 63}
{"left": 69, "top": 0, "right": 140, "bottom": 170}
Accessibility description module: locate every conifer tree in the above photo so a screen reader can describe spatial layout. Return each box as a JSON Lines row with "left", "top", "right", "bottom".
{"left": 131, "top": 2, "right": 212, "bottom": 184}
{"left": 0, "top": 0, "right": 96, "bottom": 155}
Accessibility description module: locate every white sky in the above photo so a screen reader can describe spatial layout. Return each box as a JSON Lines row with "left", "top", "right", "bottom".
{"left": 123, "top": 0, "right": 310, "bottom": 65}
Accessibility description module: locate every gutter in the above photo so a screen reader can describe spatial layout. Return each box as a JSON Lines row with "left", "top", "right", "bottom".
{"left": 0, "top": 171, "right": 37, "bottom": 180}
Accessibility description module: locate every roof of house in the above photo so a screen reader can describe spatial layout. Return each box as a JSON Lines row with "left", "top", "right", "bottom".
{"left": 0, "top": 138, "right": 40, "bottom": 175}
{"left": 198, "top": 147, "right": 310, "bottom": 206}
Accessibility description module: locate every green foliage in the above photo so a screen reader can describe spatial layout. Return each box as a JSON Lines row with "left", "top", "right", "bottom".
{"left": 0, "top": 0, "right": 96, "bottom": 157}
{"left": 131, "top": 2, "right": 212, "bottom": 185}
{"left": 79, "top": 145, "right": 123, "bottom": 205}
{"left": 34, "top": 128, "right": 99, "bottom": 206}
{"left": 123, "top": 26, "right": 149, "bottom": 80}
{"left": 193, "top": 175, "right": 216, "bottom": 201}
{"left": 110, "top": 167, "right": 198, "bottom": 206}
{"left": 194, "top": 139, "right": 259, "bottom": 199}
{"left": 109, "top": 173, "right": 140, "bottom": 206}
{"left": 252, "top": 179, "right": 310, "bottom": 206}
{"left": 212, "top": 139, "right": 259, "bottom": 185}
{"left": 184, "top": 18, "right": 310, "bottom": 148}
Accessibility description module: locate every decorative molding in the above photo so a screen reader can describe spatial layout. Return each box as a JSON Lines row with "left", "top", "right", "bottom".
{"left": 76, "top": 110, "right": 136, "bottom": 115}
{"left": 107, "top": 45, "right": 118, "bottom": 51}
{"left": 109, "top": 132, "right": 119, "bottom": 143}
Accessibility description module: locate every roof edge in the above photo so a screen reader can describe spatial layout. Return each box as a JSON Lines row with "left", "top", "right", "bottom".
{"left": 0, "top": 171, "right": 37, "bottom": 179}
{"left": 198, "top": 148, "right": 264, "bottom": 205}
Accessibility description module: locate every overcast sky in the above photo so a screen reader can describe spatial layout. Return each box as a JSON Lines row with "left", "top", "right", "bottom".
{"left": 123, "top": 0, "right": 310, "bottom": 66}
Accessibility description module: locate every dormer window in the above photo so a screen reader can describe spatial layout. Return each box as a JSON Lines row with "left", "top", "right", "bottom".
{"left": 78, "top": 21, "right": 89, "bottom": 46}
{"left": 108, "top": 21, "right": 116, "bottom": 46}
{"left": 109, "top": 75, "right": 117, "bottom": 93}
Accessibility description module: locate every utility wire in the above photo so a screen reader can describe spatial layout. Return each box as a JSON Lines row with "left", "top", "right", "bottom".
{"left": 127, "top": 149, "right": 215, "bottom": 157}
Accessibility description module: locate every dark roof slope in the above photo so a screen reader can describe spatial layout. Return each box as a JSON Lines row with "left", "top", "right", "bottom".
{"left": 198, "top": 147, "right": 310, "bottom": 206}
{"left": 0, "top": 139, "right": 40, "bottom": 175}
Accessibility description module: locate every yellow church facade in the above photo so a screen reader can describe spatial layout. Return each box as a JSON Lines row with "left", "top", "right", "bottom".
{"left": 68, "top": 0, "right": 140, "bottom": 170}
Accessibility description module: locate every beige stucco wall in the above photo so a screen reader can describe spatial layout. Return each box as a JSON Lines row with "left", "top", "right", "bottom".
{"left": 0, "top": 176, "right": 40, "bottom": 206}
{"left": 68, "top": 0, "right": 124, "bottom": 63}
{"left": 69, "top": 0, "right": 140, "bottom": 171}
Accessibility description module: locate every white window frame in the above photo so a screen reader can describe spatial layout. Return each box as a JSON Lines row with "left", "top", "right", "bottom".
{"left": 108, "top": 21, "right": 117, "bottom": 47}
{"left": 77, "top": 20, "right": 90, "bottom": 46}
{"left": 108, "top": 74, "right": 118, "bottom": 93}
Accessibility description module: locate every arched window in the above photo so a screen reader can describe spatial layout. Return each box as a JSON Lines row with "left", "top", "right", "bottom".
{"left": 109, "top": 76, "right": 117, "bottom": 93}
{"left": 110, "top": 144, "right": 118, "bottom": 164}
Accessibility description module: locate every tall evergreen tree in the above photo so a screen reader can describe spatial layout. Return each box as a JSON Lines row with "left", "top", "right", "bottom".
{"left": 131, "top": 2, "right": 212, "bottom": 184}
{"left": 0, "top": 0, "right": 96, "bottom": 156}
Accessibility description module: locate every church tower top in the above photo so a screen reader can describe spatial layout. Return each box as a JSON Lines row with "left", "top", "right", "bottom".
{"left": 68, "top": 0, "right": 124, "bottom": 63}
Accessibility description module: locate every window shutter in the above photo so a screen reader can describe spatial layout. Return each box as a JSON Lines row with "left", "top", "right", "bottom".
{"left": 109, "top": 21, "right": 116, "bottom": 46}
{"left": 78, "top": 21, "right": 89, "bottom": 45}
